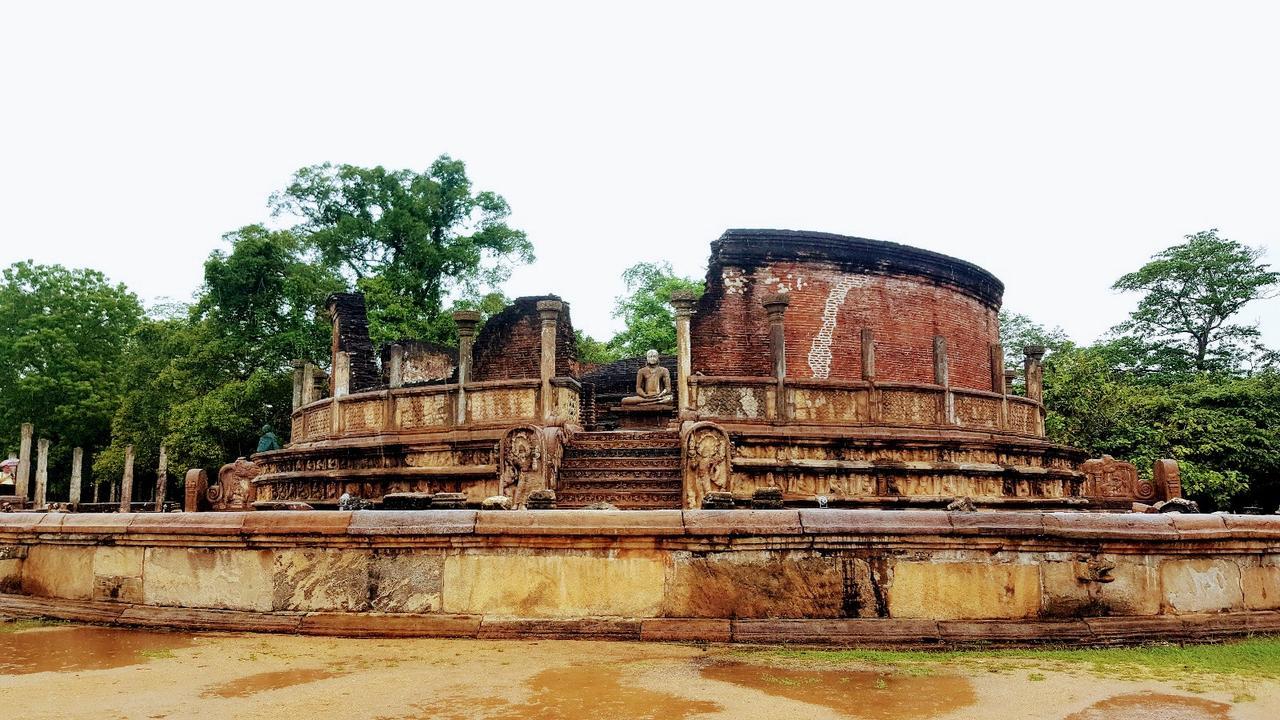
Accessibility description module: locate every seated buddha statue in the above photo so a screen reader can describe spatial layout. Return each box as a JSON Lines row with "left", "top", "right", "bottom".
{"left": 621, "top": 350, "right": 673, "bottom": 406}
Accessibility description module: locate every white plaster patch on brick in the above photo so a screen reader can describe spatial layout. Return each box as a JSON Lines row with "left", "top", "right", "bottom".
{"left": 757, "top": 266, "right": 792, "bottom": 294}
{"left": 806, "top": 276, "right": 860, "bottom": 379}
{"left": 722, "top": 267, "right": 747, "bottom": 295}
{"left": 739, "top": 387, "right": 759, "bottom": 418}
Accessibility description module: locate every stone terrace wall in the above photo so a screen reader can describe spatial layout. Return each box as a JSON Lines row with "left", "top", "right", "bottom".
{"left": 472, "top": 296, "right": 577, "bottom": 382}
{"left": 3, "top": 511, "right": 1278, "bottom": 644}
{"left": 691, "top": 230, "right": 1003, "bottom": 392}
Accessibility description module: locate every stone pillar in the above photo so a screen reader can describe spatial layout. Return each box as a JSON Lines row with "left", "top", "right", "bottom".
{"left": 860, "top": 329, "right": 876, "bottom": 381}
{"left": 1004, "top": 369, "right": 1017, "bottom": 395}
{"left": 989, "top": 343, "right": 1005, "bottom": 394}
{"left": 290, "top": 360, "right": 306, "bottom": 410}
{"left": 934, "top": 336, "right": 953, "bottom": 424}
{"left": 669, "top": 291, "right": 697, "bottom": 414}
{"left": 34, "top": 438, "right": 49, "bottom": 508}
{"left": 453, "top": 310, "right": 481, "bottom": 425}
{"left": 536, "top": 301, "right": 562, "bottom": 421}
{"left": 1023, "top": 345, "right": 1046, "bottom": 403}
{"left": 15, "top": 423, "right": 32, "bottom": 501}
{"left": 762, "top": 294, "right": 790, "bottom": 421}
{"left": 388, "top": 344, "right": 405, "bottom": 389}
{"left": 69, "top": 447, "right": 83, "bottom": 506}
{"left": 119, "top": 445, "right": 134, "bottom": 513}
{"left": 154, "top": 445, "right": 168, "bottom": 512}
{"left": 333, "top": 351, "right": 351, "bottom": 397}
{"left": 302, "top": 363, "right": 328, "bottom": 405}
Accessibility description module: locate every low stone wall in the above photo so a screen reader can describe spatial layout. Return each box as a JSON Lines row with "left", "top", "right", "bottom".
{"left": 2, "top": 510, "right": 1278, "bottom": 645}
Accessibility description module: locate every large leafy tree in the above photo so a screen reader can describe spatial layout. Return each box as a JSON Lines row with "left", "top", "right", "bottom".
{"left": 606, "top": 261, "right": 704, "bottom": 358}
{"left": 1112, "top": 229, "right": 1278, "bottom": 373}
{"left": 271, "top": 157, "right": 533, "bottom": 346}
{"left": 0, "top": 262, "right": 143, "bottom": 494}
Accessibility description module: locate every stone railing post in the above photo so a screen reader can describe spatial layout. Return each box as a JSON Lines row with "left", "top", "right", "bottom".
{"left": 933, "top": 335, "right": 953, "bottom": 423}
{"left": 762, "top": 294, "right": 790, "bottom": 421}
{"left": 669, "top": 291, "right": 697, "bottom": 415}
{"left": 1004, "top": 368, "right": 1017, "bottom": 395}
{"left": 388, "top": 344, "right": 405, "bottom": 389}
{"left": 861, "top": 329, "right": 876, "bottom": 380}
{"left": 34, "top": 438, "right": 49, "bottom": 508}
{"left": 536, "top": 300, "right": 563, "bottom": 422}
{"left": 1024, "top": 345, "right": 1046, "bottom": 435}
{"left": 16, "top": 422, "right": 32, "bottom": 501}
{"left": 1023, "top": 345, "right": 1045, "bottom": 402}
{"left": 154, "top": 445, "right": 168, "bottom": 512}
{"left": 69, "top": 447, "right": 83, "bottom": 506}
{"left": 333, "top": 351, "right": 352, "bottom": 398}
{"left": 119, "top": 444, "right": 134, "bottom": 513}
{"left": 290, "top": 360, "right": 305, "bottom": 410}
{"left": 989, "top": 343, "right": 1005, "bottom": 394}
{"left": 453, "top": 310, "right": 481, "bottom": 425}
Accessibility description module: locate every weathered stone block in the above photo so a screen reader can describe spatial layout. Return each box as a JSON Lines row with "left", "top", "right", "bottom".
{"left": 1242, "top": 559, "right": 1280, "bottom": 610}
{"left": 369, "top": 549, "right": 443, "bottom": 613}
{"left": 888, "top": 560, "right": 1041, "bottom": 619}
{"left": 272, "top": 548, "right": 370, "bottom": 612}
{"left": 664, "top": 550, "right": 846, "bottom": 618}
{"left": 0, "top": 557, "right": 22, "bottom": 593}
{"left": 143, "top": 547, "right": 273, "bottom": 612}
{"left": 442, "top": 550, "right": 666, "bottom": 617}
{"left": 1040, "top": 555, "right": 1160, "bottom": 617}
{"left": 1161, "top": 558, "right": 1244, "bottom": 613}
{"left": 21, "top": 545, "right": 95, "bottom": 600}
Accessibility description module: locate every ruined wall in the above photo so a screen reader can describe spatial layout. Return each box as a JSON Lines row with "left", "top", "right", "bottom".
{"left": 326, "top": 293, "right": 380, "bottom": 392}
{"left": 472, "top": 296, "right": 577, "bottom": 382}
{"left": 382, "top": 341, "right": 458, "bottom": 385}
{"left": 4, "top": 511, "right": 1279, "bottom": 643}
{"left": 690, "top": 230, "right": 1003, "bottom": 392}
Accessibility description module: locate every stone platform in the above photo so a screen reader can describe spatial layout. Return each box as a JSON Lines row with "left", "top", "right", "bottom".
{"left": 2, "top": 509, "right": 1279, "bottom": 646}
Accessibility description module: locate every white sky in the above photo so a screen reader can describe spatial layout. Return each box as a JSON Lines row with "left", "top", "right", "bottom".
{"left": 1, "top": 1, "right": 1277, "bottom": 348}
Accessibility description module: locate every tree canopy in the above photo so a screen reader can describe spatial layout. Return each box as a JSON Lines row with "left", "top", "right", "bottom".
{"left": 604, "top": 261, "right": 704, "bottom": 359}
{"left": 271, "top": 157, "right": 533, "bottom": 346}
{"left": 1112, "top": 229, "right": 1278, "bottom": 373}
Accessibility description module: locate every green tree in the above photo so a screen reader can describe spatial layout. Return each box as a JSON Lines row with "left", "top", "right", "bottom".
{"left": 998, "top": 309, "right": 1071, "bottom": 394}
{"left": 607, "top": 262, "right": 704, "bottom": 358}
{"left": 0, "top": 262, "right": 143, "bottom": 494}
{"left": 1112, "top": 229, "right": 1278, "bottom": 373}
{"left": 575, "top": 331, "right": 621, "bottom": 366}
{"left": 271, "top": 157, "right": 533, "bottom": 347}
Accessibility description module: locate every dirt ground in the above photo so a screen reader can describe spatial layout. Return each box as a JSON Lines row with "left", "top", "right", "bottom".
{"left": 1, "top": 624, "right": 1278, "bottom": 720}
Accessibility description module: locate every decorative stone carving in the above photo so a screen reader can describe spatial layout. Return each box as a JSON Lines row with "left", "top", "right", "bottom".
{"left": 1082, "top": 455, "right": 1149, "bottom": 505}
{"left": 183, "top": 469, "right": 209, "bottom": 513}
{"left": 1154, "top": 458, "right": 1182, "bottom": 501}
{"left": 1074, "top": 554, "right": 1116, "bottom": 584}
{"left": 209, "top": 457, "right": 260, "bottom": 510}
{"left": 683, "top": 422, "right": 730, "bottom": 509}
{"left": 500, "top": 426, "right": 563, "bottom": 508}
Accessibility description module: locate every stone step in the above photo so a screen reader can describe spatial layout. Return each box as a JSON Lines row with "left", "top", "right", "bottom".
{"left": 562, "top": 447, "right": 680, "bottom": 459}
{"left": 560, "top": 459, "right": 681, "bottom": 473}
{"left": 570, "top": 430, "right": 679, "bottom": 444}
{"left": 557, "top": 479, "right": 682, "bottom": 492}
{"left": 556, "top": 490, "right": 683, "bottom": 509}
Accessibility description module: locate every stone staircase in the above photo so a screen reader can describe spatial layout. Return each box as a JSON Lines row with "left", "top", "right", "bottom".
{"left": 556, "top": 430, "right": 683, "bottom": 510}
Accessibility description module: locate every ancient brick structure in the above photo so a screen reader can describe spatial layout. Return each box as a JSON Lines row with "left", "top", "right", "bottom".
{"left": 251, "top": 229, "right": 1165, "bottom": 512}
{"left": 326, "top": 293, "right": 379, "bottom": 393}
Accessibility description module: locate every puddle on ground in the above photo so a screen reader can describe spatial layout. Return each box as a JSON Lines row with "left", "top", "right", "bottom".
{"left": 415, "top": 664, "right": 722, "bottom": 720}
{"left": 0, "top": 624, "right": 192, "bottom": 675}
{"left": 699, "top": 661, "right": 976, "bottom": 719}
{"left": 201, "top": 668, "right": 344, "bottom": 698}
{"left": 1063, "top": 692, "right": 1232, "bottom": 720}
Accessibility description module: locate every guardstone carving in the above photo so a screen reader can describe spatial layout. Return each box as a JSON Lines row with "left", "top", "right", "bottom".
{"left": 683, "top": 422, "right": 730, "bottom": 509}
{"left": 209, "top": 457, "right": 260, "bottom": 510}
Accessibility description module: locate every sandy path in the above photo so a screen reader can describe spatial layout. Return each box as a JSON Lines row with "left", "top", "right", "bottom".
{"left": 1, "top": 626, "right": 1277, "bottom": 720}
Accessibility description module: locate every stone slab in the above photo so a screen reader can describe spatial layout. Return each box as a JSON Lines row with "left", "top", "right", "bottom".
{"left": 1043, "top": 513, "right": 1177, "bottom": 541}
{"left": 1160, "top": 558, "right": 1244, "bottom": 613}
{"left": 476, "top": 510, "right": 685, "bottom": 536}
{"left": 664, "top": 549, "right": 845, "bottom": 618}
{"left": 243, "top": 510, "right": 353, "bottom": 536}
{"left": 349, "top": 510, "right": 477, "bottom": 536}
{"left": 477, "top": 618, "right": 641, "bottom": 640}
{"left": 683, "top": 509, "right": 803, "bottom": 536}
{"left": 640, "top": 618, "right": 732, "bottom": 642}
{"left": 442, "top": 550, "right": 667, "bottom": 617}
{"left": 143, "top": 546, "right": 274, "bottom": 612}
{"left": 21, "top": 545, "right": 95, "bottom": 600}
{"left": 888, "top": 560, "right": 1041, "bottom": 619}
{"left": 731, "top": 618, "right": 943, "bottom": 646}
{"left": 118, "top": 605, "right": 304, "bottom": 633}
{"left": 299, "top": 612, "right": 482, "bottom": 637}
{"left": 126, "top": 512, "right": 248, "bottom": 536}
{"left": 938, "top": 619, "right": 1092, "bottom": 645}
{"left": 799, "top": 509, "right": 953, "bottom": 535}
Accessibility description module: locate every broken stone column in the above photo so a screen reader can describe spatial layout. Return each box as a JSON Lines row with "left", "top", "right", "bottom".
{"left": 669, "top": 291, "right": 697, "bottom": 414}
{"left": 1023, "top": 345, "right": 1046, "bottom": 403}
{"left": 154, "top": 445, "right": 168, "bottom": 512}
{"left": 119, "top": 445, "right": 134, "bottom": 513}
{"left": 34, "top": 438, "right": 49, "bottom": 508}
{"left": 536, "top": 300, "right": 562, "bottom": 422}
{"left": 1004, "top": 369, "right": 1017, "bottom": 395}
{"left": 453, "top": 310, "right": 481, "bottom": 425}
{"left": 183, "top": 468, "right": 208, "bottom": 513}
{"left": 69, "top": 447, "right": 83, "bottom": 506}
{"left": 302, "top": 363, "right": 327, "bottom": 405}
{"left": 333, "top": 351, "right": 351, "bottom": 397}
{"left": 861, "top": 329, "right": 876, "bottom": 381}
{"left": 989, "top": 343, "right": 1005, "bottom": 394}
{"left": 15, "top": 423, "right": 32, "bottom": 501}
{"left": 290, "top": 360, "right": 306, "bottom": 410}
{"left": 388, "top": 344, "right": 405, "bottom": 389}
{"left": 762, "top": 294, "right": 790, "bottom": 421}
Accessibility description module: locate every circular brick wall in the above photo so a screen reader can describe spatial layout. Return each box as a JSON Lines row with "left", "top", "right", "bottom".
{"left": 690, "top": 230, "right": 1003, "bottom": 392}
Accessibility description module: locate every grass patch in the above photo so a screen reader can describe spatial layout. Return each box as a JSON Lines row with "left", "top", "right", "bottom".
{"left": 0, "top": 618, "right": 64, "bottom": 633}
{"left": 139, "top": 649, "right": 176, "bottom": 660}
{"left": 752, "top": 635, "right": 1280, "bottom": 680}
